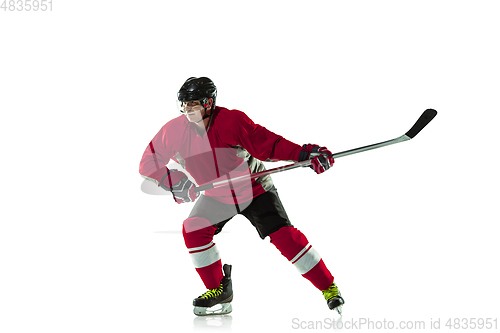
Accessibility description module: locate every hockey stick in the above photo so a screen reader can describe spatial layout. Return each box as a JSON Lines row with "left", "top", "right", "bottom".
{"left": 194, "top": 109, "right": 437, "bottom": 192}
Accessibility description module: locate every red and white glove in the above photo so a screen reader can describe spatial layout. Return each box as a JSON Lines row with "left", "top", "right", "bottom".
{"left": 160, "top": 169, "right": 199, "bottom": 204}
{"left": 298, "top": 144, "right": 335, "bottom": 174}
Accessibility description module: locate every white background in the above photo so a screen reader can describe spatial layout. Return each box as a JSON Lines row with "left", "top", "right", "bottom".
{"left": 1, "top": 1, "right": 499, "bottom": 332}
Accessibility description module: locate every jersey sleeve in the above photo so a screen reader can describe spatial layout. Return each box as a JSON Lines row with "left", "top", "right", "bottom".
{"left": 139, "top": 122, "right": 178, "bottom": 185}
{"left": 226, "top": 110, "right": 303, "bottom": 162}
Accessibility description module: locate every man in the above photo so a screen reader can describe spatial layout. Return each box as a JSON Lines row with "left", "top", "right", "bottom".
{"left": 139, "top": 77, "right": 344, "bottom": 316}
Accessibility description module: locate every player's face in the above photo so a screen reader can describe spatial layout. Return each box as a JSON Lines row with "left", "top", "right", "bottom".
{"left": 181, "top": 100, "right": 205, "bottom": 123}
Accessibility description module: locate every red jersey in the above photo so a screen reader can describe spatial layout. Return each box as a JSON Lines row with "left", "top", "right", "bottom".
{"left": 139, "top": 106, "right": 303, "bottom": 204}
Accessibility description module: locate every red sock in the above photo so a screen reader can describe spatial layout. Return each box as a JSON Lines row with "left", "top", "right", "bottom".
{"left": 270, "top": 227, "right": 333, "bottom": 291}
{"left": 183, "top": 217, "right": 224, "bottom": 289}
{"left": 195, "top": 260, "right": 223, "bottom": 289}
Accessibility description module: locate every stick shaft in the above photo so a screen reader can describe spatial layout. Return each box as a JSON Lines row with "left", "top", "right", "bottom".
{"left": 330, "top": 135, "right": 410, "bottom": 158}
{"left": 194, "top": 161, "right": 308, "bottom": 192}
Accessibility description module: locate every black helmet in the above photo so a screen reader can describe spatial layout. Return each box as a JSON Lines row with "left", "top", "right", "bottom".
{"left": 177, "top": 77, "right": 217, "bottom": 107}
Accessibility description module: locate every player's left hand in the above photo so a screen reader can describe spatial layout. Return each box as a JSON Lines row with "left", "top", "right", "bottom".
{"left": 160, "top": 169, "right": 199, "bottom": 204}
{"left": 299, "top": 144, "right": 335, "bottom": 174}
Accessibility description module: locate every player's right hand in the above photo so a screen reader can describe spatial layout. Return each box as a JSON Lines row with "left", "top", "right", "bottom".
{"left": 299, "top": 144, "right": 335, "bottom": 174}
{"left": 160, "top": 169, "right": 199, "bottom": 204}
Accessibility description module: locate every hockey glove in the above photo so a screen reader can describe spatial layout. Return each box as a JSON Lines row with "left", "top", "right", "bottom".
{"left": 298, "top": 144, "right": 335, "bottom": 174}
{"left": 160, "top": 169, "right": 199, "bottom": 204}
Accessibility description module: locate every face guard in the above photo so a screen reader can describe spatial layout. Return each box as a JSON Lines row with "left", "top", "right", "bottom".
{"left": 177, "top": 99, "right": 208, "bottom": 114}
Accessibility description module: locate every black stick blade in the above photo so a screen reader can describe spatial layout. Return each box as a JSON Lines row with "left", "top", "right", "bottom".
{"left": 405, "top": 109, "right": 437, "bottom": 139}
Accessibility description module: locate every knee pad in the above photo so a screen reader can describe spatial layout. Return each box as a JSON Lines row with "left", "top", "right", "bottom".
{"left": 269, "top": 226, "right": 309, "bottom": 261}
{"left": 182, "top": 217, "right": 218, "bottom": 248}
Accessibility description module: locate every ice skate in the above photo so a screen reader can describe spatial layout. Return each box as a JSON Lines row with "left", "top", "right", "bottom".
{"left": 322, "top": 282, "right": 344, "bottom": 315}
{"left": 193, "top": 264, "right": 233, "bottom": 316}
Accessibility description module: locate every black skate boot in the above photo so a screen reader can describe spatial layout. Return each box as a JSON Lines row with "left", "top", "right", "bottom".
{"left": 322, "top": 282, "right": 344, "bottom": 315}
{"left": 193, "top": 264, "right": 233, "bottom": 316}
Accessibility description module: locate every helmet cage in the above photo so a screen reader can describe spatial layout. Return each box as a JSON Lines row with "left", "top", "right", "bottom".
{"left": 177, "top": 98, "right": 210, "bottom": 114}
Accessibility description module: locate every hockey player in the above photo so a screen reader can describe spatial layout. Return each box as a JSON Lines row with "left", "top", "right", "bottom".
{"left": 139, "top": 77, "right": 344, "bottom": 316}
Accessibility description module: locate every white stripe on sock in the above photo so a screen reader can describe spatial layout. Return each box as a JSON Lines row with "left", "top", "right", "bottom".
{"left": 290, "top": 243, "right": 311, "bottom": 263}
{"left": 293, "top": 246, "right": 321, "bottom": 274}
{"left": 188, "top": 241, "right": 214, "bottom": 253}
{"left": 190, "top": 243, "right": 220, "bottom": 268}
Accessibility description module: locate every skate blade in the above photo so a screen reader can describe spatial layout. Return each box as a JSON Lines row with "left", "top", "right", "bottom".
{"left": 194, "top": 303, "right": 232, "bottom": 316}
{"left": 336, "top": 305, "right": 343, "bottom": 315}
